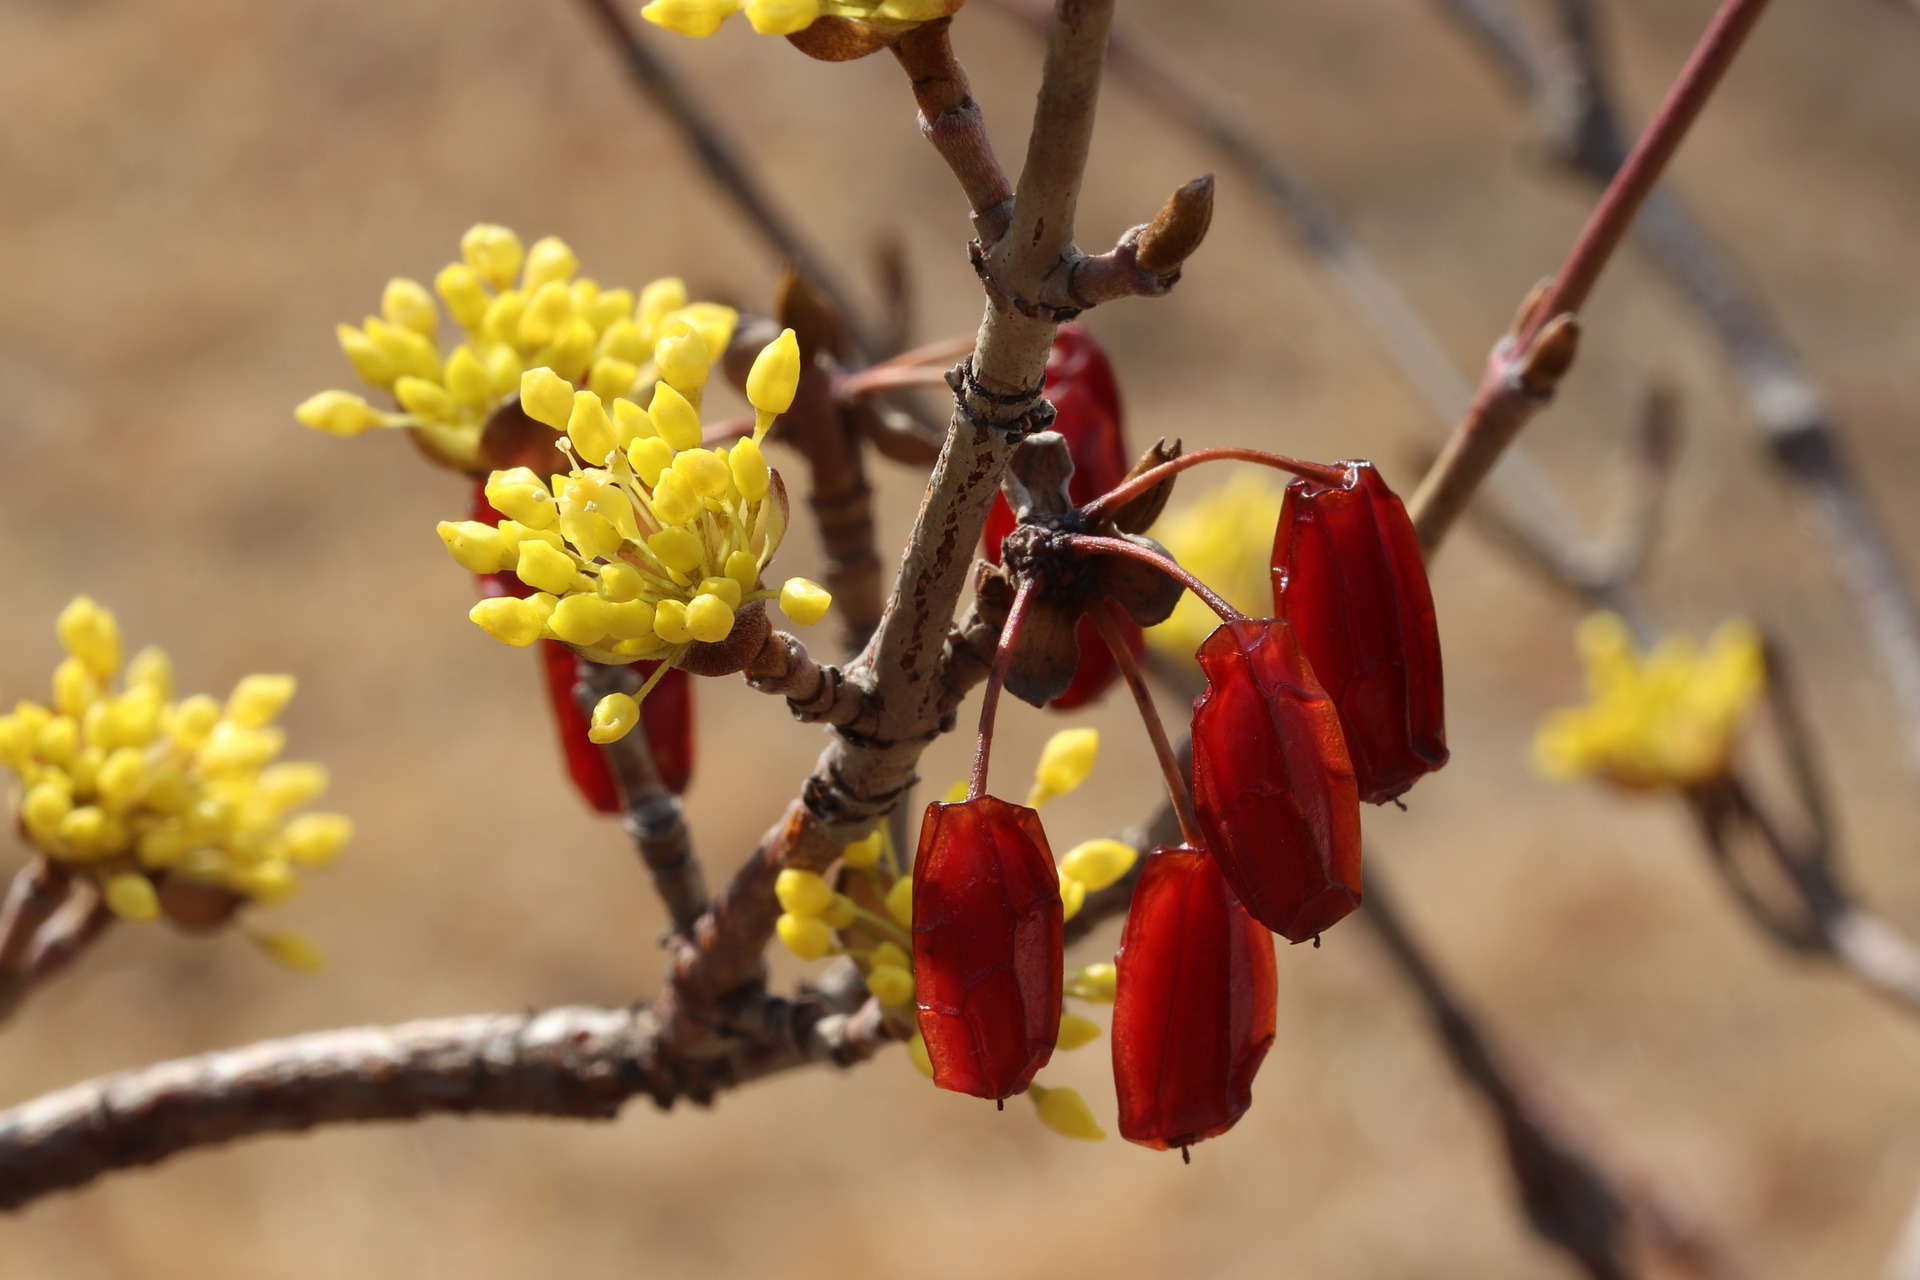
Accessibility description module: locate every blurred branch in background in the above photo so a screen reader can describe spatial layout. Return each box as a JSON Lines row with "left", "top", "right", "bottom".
{"left": 1433, "top": 0, "right": 1920, "bottom": 776}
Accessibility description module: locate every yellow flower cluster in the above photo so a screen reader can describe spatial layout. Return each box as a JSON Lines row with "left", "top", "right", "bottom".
{"left": 295, "top": 224, "right": 739, "bottom": 473}
{"left": 0, "top": 599, "right": 345, "bottom": 967}
{"left": 1535, "top": 612, "right": 1766, "bottom": 790}
{"left": 642, "top": 0, "right": 960, "bottom": 39}
{"left": 438, "top": 325, "right": 828, "bottom": 742}
{"left": 776, "top": 729, "right": 1134, "bottom": 1142}
{"left": 1144, "top": 469, "right": 1288, "bottom": 663}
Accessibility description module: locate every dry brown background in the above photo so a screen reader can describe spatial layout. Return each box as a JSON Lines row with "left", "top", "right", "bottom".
{"left": 2, "top": 0, "right": 1918, "bottom": 1275}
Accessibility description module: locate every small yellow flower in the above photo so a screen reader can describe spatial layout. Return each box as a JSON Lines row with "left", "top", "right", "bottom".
{"left": 0, "top": 599, "right": 346, "bottom": 946}
{"left": 1027, "top": 727, "right": 1098, "bottom": 807}
{"left": 298, "top": 224, "right": 740, "bottom": 472}
{"left": 642, "top": 0, "right": 962, "bottom": 41}
{"left": 1145, "top": 469, "right": 1287, "bottom": 664}
{"left": 1534, "top": 613, "right": 1766, "bottom": 790}
{"left": 1028, "top": 1083, "right": 1105, "bottom": 1141}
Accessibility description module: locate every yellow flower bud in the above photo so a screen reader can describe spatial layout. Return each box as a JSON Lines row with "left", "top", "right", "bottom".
{"left": 285, "top": 813, "right": 353, "bottom": 865}
{"left": 596, "top": 561, "right": 645, "bottom": 603}
{"left": 724, "top": 550, "right": 761, "bottom": 595}
{"left": 636, "top": 277, "right": 689, "bottom": 341}
{"left": 435, "top": 262, "right": 492, "bottom": 330}
{"left": 462, "top": 223, "right": 525, "bottom": 289}
{"left": 97, "top": 747, "right": 147, "bottom": 808}
{"left": 842, "top": 830, "right": 884, "bottom": 870}
{"left": 364, "top": 317, "right": 441, "bottom": 382}
{"left": 1056, "top": 1012, "right": 1102, "bottom": 1051}
{"left": 628, "top": 436, "right": 674, "bottom": 487}
{"left": 486, "top": 344, "right": 525, "bottom": 397}
{"left": 517, "top": 278, "right": 573, "bottom": 349}
{"left": 728, "top": 435, "right": 771, "bottom": 502}
{"left": 745, "top": 0, "right": 820, "bottom": 34}
{"left": 167, "top": 694, "right": 221, "bottom": 748}
{"left": 234, "top": 859, "right": 299, "bottom": 903}
{"left": 685, "top": 593, "right": 736, "bottom": 644}
{"left": 673, "top": 448, "right": 732, "bottom": 500}
{"left": 522, "top": 235, "right": 579, "bottom": 291}
{"left": 653, "top": 320, "right": 711, "bottom": 395}
{"left": 52, "top": 656, "right": 98, "bottom": 717}
{"left": 1031, "top": 728, "right": 1099, "bottom": 806}
{"left": 603, "top": 599, "right": 657, "bottom": 641}
{"left": 227, "top": 674, "right": 296, "bottom": 729}
{"left": 549, "top": 593, "right": 612, "bottom": 646}
{"left": 445, "top": 345, "right": 493, "bottom": 411}
{"left": 779, "top": 578, "right": 832, "bottom": 627}
{"left": 257, "top": 929, "right": 328, "bottom": 974}
{"left": 648, "top": 529, "right": 705, "bottom": 579}
{"left": 1029, "top": 1085, "right": 1104, "bottom": 1140}
{"left": 692, "top": 576, "right": 741, "bottom": 611}
{"left": 520, "top": 367, "right": 575, "bottom": 431}
{"left": 1060, "top": 838, "right": 1137, "bottom": 892}
{"left": 57, "top": 597, "right": 122, "bottom": 679}
{"left": 516, "top": 540, "right": 592, "bottom": 596}
{"left": 776, "top": 911, "right": 834, "bottom": 960}
{"left": 469, "top": 596, "right": 547, "bottom": 647}
{"left": 587, "top": 286, "right": 635, "bottom": 331}
{"left": 103, "top": 873, "right": 161, "bottom": 922}
{"left": 649, "top": 381, "right": 703, "bottom": 452}
{"left": 295, "top": 389, "right": 379, "bottom": 437}
{"left": 596, "top": 317, "right": 647, "bottom": 366}
{"left": 1066, "top": 962, "right": 1117, "bottom": 1003}
{"left": 652, "top": 598, "right": 693, "bottom": 645}
{"left": 336, "top": 322, "right": 395, "bottom": 387}
{"left": 866, "top": 963, "right": 914, "bottom": 1007}
{"left": 1059, "top": 871, "right": 1086, "bottom": 921}
{"left": 393, "top": 376, "right": 456, "bottom": 422}
{"left": 565, "top": 390, "right": 618, "bottom": 466}
{"left": 199, "top": 722, "right": 285, "bottom": 773}
{"left": 437, "top": 520, "right": 513, "bottom": 574}
{"left": 486, "top": 466, "right": 560, "bottom": 529}
{"left": 775, "top": 868, "right": 834, "bottom": 916}
{"left": 588, "top": 691, "right": 640, "bottom": 744}
{"left": 257, "top": 762, "right": 329, "bottom": 810}
{"left": 482, "top": 290, "right": 527, "bottom": 346}
{"left": 884, "top": 876, "right": 913, "bottom": 928}
{"left": 381, "top": 277, "right": 438, "bottom": 335}
{"left": 125, "top": 647, "right": 173, "bottom": 700}
{"left": 587, "top": 357, "right": 639, "bottom": 405}
{"left": 671, "top": 303, "right": 738, "bottom": 360}
{"left": 650, "top": 471, "right": 699, "bottom": 525}
{"left": 821, "top": 894, "right": 857, "bottom": 929}
{"left": 746, "top": 327, "right": 801, "bottom": 420}
{"left": 21, "top": 781, "right": 72, "bottom": 844}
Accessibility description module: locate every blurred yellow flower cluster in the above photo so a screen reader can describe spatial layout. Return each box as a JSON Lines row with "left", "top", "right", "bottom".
{"left": 642, "top": 0, "right": 961, "bottom": 40}
{"left": 1144, "top": 469, "right": 1288, "bottom": 663}
{"left": 0, "top": 599, "right": 345, "bottom": 968}
{"left": 775, "top": 728, "right": 1131, "bottom": 1142}
{"left": 296, "top": 224, "right": 738, "bottom": 472}
{"left": 439, "top": 328, "right": 831, "bottom": 741}
{"left": 1535, "top": 612, "right": 1766, "bottom": 790}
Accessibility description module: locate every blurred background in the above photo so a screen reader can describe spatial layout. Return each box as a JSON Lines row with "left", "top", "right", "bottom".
{"left": 2, "top": 0, "right": 1918, "bottom": 1275}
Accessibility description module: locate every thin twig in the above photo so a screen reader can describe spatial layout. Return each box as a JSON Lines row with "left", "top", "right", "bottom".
{"left": 0, "top": 861, "right": 76, "bottom": 1026}
{"left": 573, "top": 0, "right": 881, "bottom": 357}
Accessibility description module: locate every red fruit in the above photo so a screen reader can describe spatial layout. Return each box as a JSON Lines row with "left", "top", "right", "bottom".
{"left": 1113, "top": 846, "right": 1277, "bottom": 1152}
{"left": 982, "top": 324, "right": 1138, "bottom": 708}
{"left": 1190, "top": 619, "right": 1362, "bottom": 943}
{"left": 1272, "top": 461, "right": 1447, "bottom": 804}
{"left": 471, "top": 481, "right": 695, "bottom": 805}
{"left": 912, "top": 797, "right": 1064, "bottom": 1100}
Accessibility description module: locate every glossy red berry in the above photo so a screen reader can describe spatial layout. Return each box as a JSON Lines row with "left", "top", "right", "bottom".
{"left": 1113, "top": 845, "right": 1277, "bottom": 1151}
{"left": 1190, "top": 618, "right": 1363, "bottom": 943}
{"left": 912, "top": 797, "right": 1064, "bottom": 1100}
{"left": 982, "top": 324, "right": 1139, "bottom": 709}
{"left": 1272, "top": 461, "right": 1447, "bottom": 804}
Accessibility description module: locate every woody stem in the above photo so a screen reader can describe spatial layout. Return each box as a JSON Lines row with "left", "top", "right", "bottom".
{"left": 969, "top": 577, "right": 1040, "bottom": 802}
{"left": 1091, "top": 604, "right": 1203, "bottom": 848}
{"left": 1060, "top": 534, "right": 1246, "bottom": 624}
{"left": 1079, "top": 447, "right": 1350, "bottom": 523}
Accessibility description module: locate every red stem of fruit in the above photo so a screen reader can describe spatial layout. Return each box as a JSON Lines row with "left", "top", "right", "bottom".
{"left": 1092, "top": 604, "right": 1203, "bottom": 848}
{"left": 836, "top": 335, "right": 977, "bottom": 397}
{"left": 970, "top": 577, "right": 1040, "bottom": 801}
{"left": 1060, "top": 534, "right": 1245, "bottom": 625}
{"left": 1080, "top": 447, "right": 1351, "bottom": 524}
{"left": 1515, "top": 0, "right": 1771, "bottom": 354}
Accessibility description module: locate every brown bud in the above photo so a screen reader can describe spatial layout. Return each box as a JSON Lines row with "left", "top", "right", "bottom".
{"left": 785, "top": 15, "right": 898, "bottom": 60}
{"left": 1135, "top": 175, "right": 1215, "bottom": 276}
{"left": 775, "top": 267, "right": 850, "bottom": 367}
{"left": 158, "top": 877, "right": 244, "bottom": 933}
{"left": 1108, "top": 438, "right": 1183, "bottom": 534}
{"left": 1517, "top": 314, "right": 1581, "bottom": 397}
{"left": 474, "top": 396, "right": 568, "bottom": 477}
{"left": 676, "top": 601, "right": 773, "bottom": 678}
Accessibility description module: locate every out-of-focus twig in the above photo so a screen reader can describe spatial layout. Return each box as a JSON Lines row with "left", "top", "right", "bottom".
{"left": 0, "top": 861, "right": 90, "bottom": 1027}
{"left": 1431, "top": 0, "right": 1920, "bottom": 774}
{"left": 573, "top": 0, "right": 882, "bottom": 357}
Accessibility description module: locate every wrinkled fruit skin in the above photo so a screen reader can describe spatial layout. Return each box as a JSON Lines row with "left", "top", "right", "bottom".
{"left": 1113, "top": 846, "right": 1278, "bottom": 1151}
{"left": 983, "top": 323, "right": 1139, "bottom": 709}
{"left": 1272, "top": 461, "right": 1447, "bottom": 804}
{"left": 472, "top": 483, "right": 694, "bottom": 805}
{"left": 913, "top": 797, "right": 1064, "bottom": 1100}
{"left": 1191, "top": 619, "right": 1363, "bottom": 943}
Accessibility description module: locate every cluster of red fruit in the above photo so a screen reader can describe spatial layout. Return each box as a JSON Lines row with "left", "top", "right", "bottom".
{"left": 915, "top": 327, "right": 1448, "bottom": 1154}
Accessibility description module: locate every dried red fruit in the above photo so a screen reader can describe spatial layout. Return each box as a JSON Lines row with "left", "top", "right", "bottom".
{"left": 983, "top": 324, "right": 1138, "bottom": 708}
{"left": 1272, "top": 461, "right": 1447, "bottom": 804}
{"left": 1113, "top": 845, "right": 1277, "bottom": 1151}
{"left": 912, "top": 796, "right": 1064, "bottom": 1100}
{"left": 472, "top": 482, "right": 694, "bottom": 806}
{"left": 1190, "top": 619, "right": 1362, "bottom": 943}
